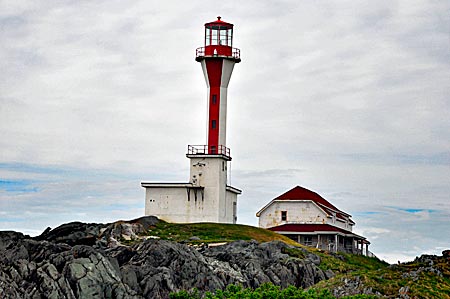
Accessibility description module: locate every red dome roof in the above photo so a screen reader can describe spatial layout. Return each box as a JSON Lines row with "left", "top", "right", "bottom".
{"left": 205, "top": 16, "right": 233, "bottom": 28}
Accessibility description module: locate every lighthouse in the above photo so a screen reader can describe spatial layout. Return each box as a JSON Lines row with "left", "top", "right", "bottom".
{"left": 141, "top": 17, "right": 242, "bottom": 224}
{"left": 195, "top": 16, "right": 241, "bottom": 154}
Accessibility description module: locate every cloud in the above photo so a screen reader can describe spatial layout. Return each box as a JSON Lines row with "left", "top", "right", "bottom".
{"left": 237, "top": 169, "right": 305, "bottom": 179}
{"left": 340, "top": 152, "right": 450, "bottom": 166}
{"left": 354, "top": 207, "right": 450, "bottom": 263}
{"left": 1, "top": 0, "right": 449, "bottom": 262}
{"left": 0, "top": 163, "right": 146, "bottom": 235}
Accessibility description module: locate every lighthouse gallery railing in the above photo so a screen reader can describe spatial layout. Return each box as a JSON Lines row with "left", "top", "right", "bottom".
{"left": 187, "top": 145, "right": 231, "bottom": 158}
{"left": 196, "top": 47, "right": 240, "bottom": 60}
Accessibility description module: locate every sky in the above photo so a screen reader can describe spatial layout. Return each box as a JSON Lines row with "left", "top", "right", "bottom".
{"left": 1, "top": 0, "right": 449, "bottom": 264}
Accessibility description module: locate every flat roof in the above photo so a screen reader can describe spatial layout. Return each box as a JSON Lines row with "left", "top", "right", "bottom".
{"left": 141, "top": 182, "right": 199, "bottom": 188}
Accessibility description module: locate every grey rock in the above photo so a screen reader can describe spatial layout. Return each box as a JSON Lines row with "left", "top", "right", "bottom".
{"left": 306, "top": 253, "right": 321, "bottom": 265}
{"left": 35, "top": 222, "right": 106, "bottom": 247}
{"left": 398, "top": 286, "right": 410, "bottom": 299}
{"left": 0, "top": 217, "right": 332, "bottom": 299}
{"left": 203, "top": 240, "right": 327, "bottom": 289}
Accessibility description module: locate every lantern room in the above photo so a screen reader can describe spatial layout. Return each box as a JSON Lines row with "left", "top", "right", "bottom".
{"left": 196, "top": 16, "right": 240, "bottom": 62}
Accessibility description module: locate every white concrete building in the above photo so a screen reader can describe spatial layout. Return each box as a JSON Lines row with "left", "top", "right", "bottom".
{"left": 141, "top": 150, "right": 241, "bottom": 224}
{"left": 141, "top": 17, "right": 242, "bottom": 224}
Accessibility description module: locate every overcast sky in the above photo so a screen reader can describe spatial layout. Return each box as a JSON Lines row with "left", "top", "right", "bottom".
{"left": 1, "top": 0, "right": 449, "bottom": 264}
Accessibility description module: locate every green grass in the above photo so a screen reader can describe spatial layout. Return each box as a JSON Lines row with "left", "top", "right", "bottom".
{"left": 311, "top": 251, "right": 450, "bottom": 298}
{"left": 144, "top": 220, "right": 300, "bottom": 246}
{"left": 281, "top": 246, "right": 307, "bottom": 259}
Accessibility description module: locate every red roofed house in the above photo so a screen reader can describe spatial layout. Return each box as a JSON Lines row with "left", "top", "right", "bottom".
{"left": 256, "top": 186, "right": 371, "bottom": 255}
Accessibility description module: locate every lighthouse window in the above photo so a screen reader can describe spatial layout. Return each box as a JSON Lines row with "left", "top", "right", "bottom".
{"left": 212, "top": 95, "right": 217, "bottom": 104}
{"left": 205, "top": 28, "right": 211, "bottom": 46}
{"left": 211, "top": 30, "right": 218, "bottom": 45}
{"left": 227, "top": 29, "right": 233, "bottom": 46}
{"left": 219, "top": 29, "right": 227, "bottom": 45}
{"left": 211, "top": 120, "right": 216, "bottom": 129}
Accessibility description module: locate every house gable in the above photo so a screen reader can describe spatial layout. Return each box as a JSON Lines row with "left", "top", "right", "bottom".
{"left": 256, "top": 186, "right": 354, "bottom": 231}
{"left": 257, "top": 200, "right": 328, "bottom": 229}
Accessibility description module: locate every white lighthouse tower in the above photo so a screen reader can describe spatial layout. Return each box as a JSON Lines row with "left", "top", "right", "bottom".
{"left": 141, "top": 17, "right": 241, "bottom": 224}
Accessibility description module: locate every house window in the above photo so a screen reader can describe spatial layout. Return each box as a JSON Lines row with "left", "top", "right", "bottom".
{"left": 212, "top": 120, "right": 216, "bottom": 129}
{"left": 303, "top": 236, "right": 312, "bottom": 246}
{"left": 281, "top": 211, "right": 287, "bottom": 221}
{"left": 212, "top": 95, "right": 217, "bottom": 104}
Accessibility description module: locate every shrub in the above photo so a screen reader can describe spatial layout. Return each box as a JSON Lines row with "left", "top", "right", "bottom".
{"left": 169, "top": 282, "right": 378, "bottom": 299}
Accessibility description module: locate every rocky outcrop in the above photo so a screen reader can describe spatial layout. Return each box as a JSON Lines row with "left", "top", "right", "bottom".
{"left": 331, "top": 276, "right": 381, "bottom": 298}
{"left": 203, "top": 240, "right": 332, "bottom": 289}
{"left": 0, "top": 217, "right": 331, "bottom": 299}
{"left": 34, "top": 216, "right": 159, "bottom": 248}
{"left": 0, "top": 231, "right": 139, "bottom": 298}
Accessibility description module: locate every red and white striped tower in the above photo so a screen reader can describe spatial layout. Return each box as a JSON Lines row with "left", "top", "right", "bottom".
{"left": 195, "top": 16, "right": 241, "bottom": 155}
{"left": 183, "top": 17, "right": 241, "bottom": 223}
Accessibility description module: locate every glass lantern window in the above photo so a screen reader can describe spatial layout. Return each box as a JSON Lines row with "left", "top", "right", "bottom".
{"left": 219, "top": 29, "right": 227, "bottom": 45}
{"left": 211, "top": 29, "right": 218, "bottom": 45}
{"left": 205, "top": 25, "right": 233, "bottom": 47}
{"left": 205, "top": 28, "right": 211, "bottom": 46}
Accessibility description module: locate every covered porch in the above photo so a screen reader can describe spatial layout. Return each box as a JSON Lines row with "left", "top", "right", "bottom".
{"left": 269, "top": 223, "right": 371, "bottom": 256}
{"left": 285, "top": 233, "right": 370, "bottom": 255}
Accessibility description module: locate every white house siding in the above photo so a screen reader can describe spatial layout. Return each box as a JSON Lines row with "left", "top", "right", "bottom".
{"left": 258, "top": 200, "right": 328, "bottom": 229}
{"left": 329, "top": 218, "right": 353, "bottom": 231}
